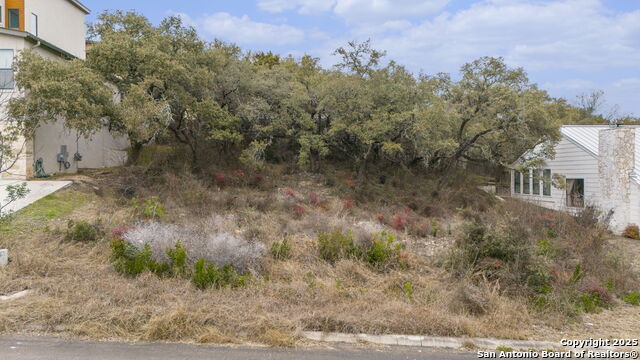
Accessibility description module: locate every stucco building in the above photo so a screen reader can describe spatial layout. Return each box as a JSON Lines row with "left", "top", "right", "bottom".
{"left": 0, "top": 0, "right": 128, "bottom": 179}
{"left": 511, "top": 125, "right": 640, "bottom": 233}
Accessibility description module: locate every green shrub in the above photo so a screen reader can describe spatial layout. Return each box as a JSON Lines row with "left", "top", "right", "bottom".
{"left": 458, "top": 223, "right": 524, "bottom": 264}
{"left": 577, "top": 294, "right": 602, "bottom": 313}
{"left": 623, "top": 292, "right": 640, "bottom": 306}
{"left": 533, "top": 295, "right": 550, "bottom": 309}
{"left": 111, "top": 240, "right": 180, "bottom": 278}
{"left": 576, "top": 287, "right": 612, "bottom": 313}
{"left": 111, "top": 238, "right": 251, "bottom": 290}
{"left": 404, "top": 281, "right": 414, "bottom": 301}
{"left": 111, "top": 238, "right": 156, "bottom": 276}
{"left": 317, "top": 231, "right": 408, "bottom": 270}
{"left": 270, "top": 238, "right": 292, "bottom": 260}
{"left": 604, "top": 279, "right": 615, "bottom": 293}
{"left": 304, "top": 272, "right": 316, "bottom": 288}
{"left": 366, "top": 232, "right": 403, "bottom": 268}
{"left": 191, "top": 259, "right": 251, "bottom": 290}
{"left": 430, "top": 220, "right": 440, "bottom": 237}
{"left": 570, "top": 264, "right": 583, "bottom": 284}
{"left": 527, "top": 267, "right": 552, "bottom": 293}
{"left": 538, "top": 238, "right": 552, "bottom": 257}
{"left": 65, "top": 220, "right": 103, "bottom": 242}
{"left": 454, "top": 222, "right": 533, "bottom": 275}
{"left": 131, "top": 197, "right": 166, "bottom": 219}
{"left": 166, "top": 242, "right": 188, "bottom": 277}
{"left": 318, "top": 231, "right": 362, "bottom": 263}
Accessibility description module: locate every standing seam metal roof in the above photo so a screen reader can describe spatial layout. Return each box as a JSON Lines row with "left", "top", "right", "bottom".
{"left": 560, "top": 125, "right": 609, "bottom": 157}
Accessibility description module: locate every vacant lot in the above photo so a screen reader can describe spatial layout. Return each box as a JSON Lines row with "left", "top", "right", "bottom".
{"left": 0, "top": 168, "right": 638, "bottom": 347}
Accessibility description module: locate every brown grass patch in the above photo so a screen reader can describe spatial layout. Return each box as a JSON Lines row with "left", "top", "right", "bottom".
{"left": 1, "top": 169, "right": 637, "bottom": 347}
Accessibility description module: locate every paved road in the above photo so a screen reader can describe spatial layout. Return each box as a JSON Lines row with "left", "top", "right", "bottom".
{"left": 1, "top": 335, "right": 476, "bottom": 360}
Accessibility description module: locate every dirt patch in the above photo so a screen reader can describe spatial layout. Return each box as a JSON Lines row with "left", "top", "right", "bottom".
{"left": 611, "top": 237, "right": 640, "bottom": 273}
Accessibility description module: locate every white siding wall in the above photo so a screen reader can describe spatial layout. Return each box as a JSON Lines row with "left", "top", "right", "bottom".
{"left": 27, "top": 44, "right": 129, "bottom": 176}
{"left": 511, "top": 137, "right": 600, "bottom": 213}
{"left": 0, "top": 39, "right": 130, "bottom": 179}
{"left": 0, "top": 36, "right": 27, "bottom": 179}
{"left": 25, "top": 0, "right": 87, "bottom": 59}
{"left": 32, "top": 122, "right": 129, "bottom": 176}
{"left": 0, "top": 1, "right": 6, "bottom": 28}
{"left": 630, "top": 182, "right": 640, "bottom": 231}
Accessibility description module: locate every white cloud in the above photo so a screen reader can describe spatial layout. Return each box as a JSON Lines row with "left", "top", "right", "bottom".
{"left": 185, "top": 12, "right": 305, "bottom": 46}
{"left": 334, "top": 0, "right": 449, "bottom": 24}
{"left": 612, "top": 78, "right": 640, "bottom": 90}
{"left": 365, "top": 0, "right": 640, "bottom": 73}
{"left": 542, "top": 79, "right": 598, "bottom": 92}
{"left": 257, "top": 0, "right": 335, "bottom": 14}
{"left": 257, "top": 0, "right": 449, "bottom": 23}
{"left": 182, "top": 0, "right": 640, "bottom": 114}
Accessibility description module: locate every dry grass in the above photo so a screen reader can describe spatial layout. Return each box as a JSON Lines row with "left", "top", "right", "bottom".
{"left": 0, "top": 168, "right": 637, "bottom": 347}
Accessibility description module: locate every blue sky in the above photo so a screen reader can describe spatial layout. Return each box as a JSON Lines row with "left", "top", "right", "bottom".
{"left": 81, "top": 0, "right": 640, "bottom": 117}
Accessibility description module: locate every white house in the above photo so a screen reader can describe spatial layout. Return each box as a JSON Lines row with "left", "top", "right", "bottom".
{"left": 511, "top": 125, "right": 640, "bottom": 233}
{"left": 0, "top": 0, "right": 129, "bottom": 179}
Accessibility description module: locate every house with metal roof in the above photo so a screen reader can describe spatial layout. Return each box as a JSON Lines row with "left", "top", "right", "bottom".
{"left": 0, "top": 0, "right": 129, "bottom": 179}
{"left": 511, "top": 125, "right": 640, "bottom": 233}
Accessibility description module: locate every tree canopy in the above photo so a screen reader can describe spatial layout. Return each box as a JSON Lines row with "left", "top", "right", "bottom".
{"left": 11, "top": 10, "right": 614, "bottom": 180}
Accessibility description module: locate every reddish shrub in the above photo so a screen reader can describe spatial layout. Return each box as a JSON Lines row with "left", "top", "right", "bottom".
{"left": 110, "top": 225, "right": 132, "bottom": 240}
{"left": 233, "top": 170, "right": 246, "bottom": 178}
{"left": 293, "top": 205, "right": 306, "bottom": 218}
{"left": 309, "top": 192, "right": 321, "bottom": 206}
{"left": 393, "top": 215, "right": 406, "bottom": 230}
{"left": 623, "top": 224, "right": 640, "bottom": 240}
{"left": 343, "top": 199, "right": 355, "bottom": 212}
{"left": 282, "top": 188, "right": 295, "bottom": 197}
{"left": 375, "top": 214, "right": 385, "bottom": 223}
{"left": 214, "top": 173, "right": 226, "bottom": 186}
{"left": 393, "top": 212, "right": 414, "bottom": 230}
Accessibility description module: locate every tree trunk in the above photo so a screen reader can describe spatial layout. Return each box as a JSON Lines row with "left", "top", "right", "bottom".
{"left": 128, "top": 142, "right": 144, "bottom": 165}
{"left": 189, "top": 142, "right": 200, "bottom": 173}
{"left": 309, "top": 149, "right": 321, "bottom": 173}
{"left": 357, "top": 144, "right": 373, "bottom": 184}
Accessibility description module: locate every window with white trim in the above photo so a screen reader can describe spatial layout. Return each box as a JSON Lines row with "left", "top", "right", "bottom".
{"left": 532, "top": 169, "right": 541, "bottom": 195}
{"left": 543, "top": 169, "right": 551, "bottom": 196}
{"left": 0, "top": 49, "right": 14, "bottom": 90}
{"left": 31, "top": 13, "right": 38, "bottom": 36}
{"left": 523, "top": 169, "right": 531, "bottom": 195}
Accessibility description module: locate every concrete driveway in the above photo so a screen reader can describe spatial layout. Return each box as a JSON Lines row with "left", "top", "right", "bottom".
{"left": 0, "top": 336, "right": 476, "bottom": 360}
{"left": 0, "top": 180, "right": 72, "bottom": 214}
